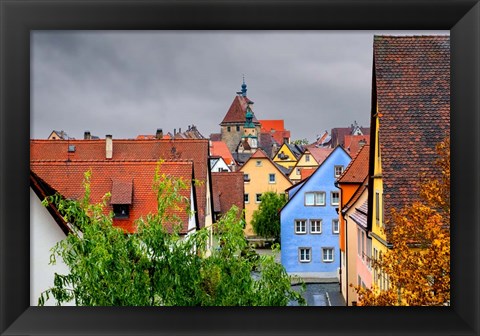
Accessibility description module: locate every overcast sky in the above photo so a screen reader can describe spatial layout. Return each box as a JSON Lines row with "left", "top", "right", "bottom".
{"left": 31, "top": 30, "right": 448, "bottom": 143}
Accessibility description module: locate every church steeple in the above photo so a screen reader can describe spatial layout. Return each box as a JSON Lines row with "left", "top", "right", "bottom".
{"left": 241, "top": 75, "right": 247, "bottom": 97}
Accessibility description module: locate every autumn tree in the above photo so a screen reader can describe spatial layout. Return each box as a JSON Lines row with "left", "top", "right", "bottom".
{"left": 251, "top": 191, "right": 287, "bottom": 242}
{"left": 39, "top": 168, "right": 305, "bottom": 306}
{"left": 355, "top": 137, "right": 450, "bottom": 306}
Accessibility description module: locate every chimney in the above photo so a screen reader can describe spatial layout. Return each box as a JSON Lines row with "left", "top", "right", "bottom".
{"left": 106, "top": 134, "right": 113, "bottom": 159}
{"left": 156, "top": 128, "right": 163, "bottom": 139}
{"left": 174, "top": 128, "right": 176, "bottom": 135}
{"left": 84, "top": 131, "right": 91, "bottom": 140}
{"left": 179, "top": 127, "right": 181, "bottom": 134}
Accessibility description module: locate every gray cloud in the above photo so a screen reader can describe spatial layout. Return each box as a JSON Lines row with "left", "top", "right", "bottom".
{"left": 31, "top": 30, "right": 448, "bottom": 142}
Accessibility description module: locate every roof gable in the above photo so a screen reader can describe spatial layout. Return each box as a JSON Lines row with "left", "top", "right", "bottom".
{"left": 221, "top": 95, "right": 259, "bottom": 125}
{"left": 282, "top": 146, "right": 351, "bottom": 210}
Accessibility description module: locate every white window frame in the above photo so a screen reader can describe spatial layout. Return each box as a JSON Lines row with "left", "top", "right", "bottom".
{"left": 268, "top": 173, "right": 276, "bottom": 184}
{"left": 305, "top": 192, "right": 326, "bottom": 206}
{"left": 310, "top": 219, "right": 322, "bottom": 234}
{"left": 332, "top": 219, "right": 339, "bottom": 234}
{"left": 331, "top": 191, "right": 340, "bottom": 206}
{"left": 255, "top": 193, "right": 262, "bottom": 203}
{"left": 244, "top": 193, "right": 249, "bottom": 203}
{"left": 255, "top": 160, "right": 262, "bottom": 167}
{"left": 295, "top": 219, "right": 307, "bottom": 234}
{"left": 296, "top": 167, "right": 301, "bottom": 176}
{"left": 243, "top": 173, "right": 250, "bottom": 183}
{"left": 322, "top": 247, "right": 334, "bottom": 263}
{"left": 334, "top": 165, "right": 344, "bottom": 177}
{"left": 299, "top": 248, "right": 311, "bottom": 263}
{"left": 305, "top": 154, "right": 310, "bottom": 162}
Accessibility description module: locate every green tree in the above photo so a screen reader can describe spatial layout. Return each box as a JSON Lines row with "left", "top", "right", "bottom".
{"left": 291, "top": 138, "right": 309, "bottom": 145}
{"left": 251, "top": 191, "right": 287, "bottom": 242}
{"left": 39, "top": 167, "right": 304, "bottom": 306}
{"left": 354, "top": 138, "right": 450, "bottom": 306}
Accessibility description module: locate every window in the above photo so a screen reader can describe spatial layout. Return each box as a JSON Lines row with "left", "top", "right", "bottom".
{"left": 113, "top": 204, "right": 129, "bottom": 219}
{"left": 366, "top": 238, "right": 372, "bottom": 269}
{"left": 299, "top": 248, "right": 311, "bottom": 262}
{"left": 322, "top": 248, "right": 334, "bottom": 262}
{"left": 244, "top": 194, "right": 249, "bottom": 203}
{"left": 331, "top": 191, "right": 340, "bottom": 205}
{"left": 227, "top": 126, "right": 231, "bottom": 132}
{"left": 296, "top": 167, "right": 301, "bottom": 175}
{"left": 375, "top": 191, "right": 380, "bottom": 224}
{"left": 256, "top": 160, "right": 262, "bottom": 167}
{"left": 269, "top": 173, "right": 276, "bottom": 183}
{"left": 295, "top": 220, "right": 307, "bottom": 234}
{"left": 332, "top": 219, "right": 339, "bottom": 233}
{"left": 361, "top": 231, "right": 365, "bottom": 261}
{"left": 68, "top": 145, "right": 76, "bottom": 153}
{"left": 305, "top": 192, "right": 325, "bottom": 206}
{"left": 334, "top": 165, "right": 344, "bottom": 177}
{"left": 305, "top": 154, "right": 310, "bottom": 162}
{"left": 310, "top": 219, "right": 322, "bottom": 234}
{"left": 256, "top": 193, "right": 262, "bottom": 203}
{"left": 357, "top": 228, "right": 362, "bottom": 256}
{"left": 236, "top": 125, "right": 240, "bottom": 132}
{"left": 243, "top": 173, "right": 250, "bottom": 182}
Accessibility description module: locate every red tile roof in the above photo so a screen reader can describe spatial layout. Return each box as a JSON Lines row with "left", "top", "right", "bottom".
{"left": 211, "top": 172, "right": 244, "bottom": 217}
{"left": 110, "top": 180, "right": 133, "bottom": 204}
{"left": 306, "top": 147, "right": 334, "bottom": 165}
{"left": 30, "top": 138, "right": 210, "bottom": 228}
{"left": 337, "top": 144, "right": 370, "bottom": 184}
{"left": 344, "top": 135, "right": 370, "bottom": 156}
{"left": 221, "top": 95, "right": 259, "bottom": 124}
{"left": 300, "top": 168, "right": 315, "bottom": 180}
{"left": 30, "top": 161, "right": 194, "bottom": 234}
{"left": 259, "top": 120, "right": 285, "bottom": 132}
{"left": 210, "top": 141, "right": 235, "bottom": 165}
{"left": 372, "top": 35, "right": 450, "bottom": 232}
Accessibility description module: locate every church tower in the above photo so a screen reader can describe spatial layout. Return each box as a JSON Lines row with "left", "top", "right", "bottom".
{"left": 219, "top": 79, "right": 261, "bottom": 154}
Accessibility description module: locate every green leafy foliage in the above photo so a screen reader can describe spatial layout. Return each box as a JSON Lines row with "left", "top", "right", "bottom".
{"left": 251, "top": 192, "right": 287, "bottom": 242}
{"left": 39, "top": 167, "right": 305, "bottom": 306}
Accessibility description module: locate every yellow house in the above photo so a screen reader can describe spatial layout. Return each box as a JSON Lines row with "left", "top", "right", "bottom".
{"left": 288, "top": 147, "right": 333, "bottom": 183}
{"left": 240, "top": 148, "right": 292, "bottom": 237}
{"left": 367, "top": 35, "right": 450, "bottom": 293}
{"left": 272, "top": 143, "right": 304, "bottom": 170}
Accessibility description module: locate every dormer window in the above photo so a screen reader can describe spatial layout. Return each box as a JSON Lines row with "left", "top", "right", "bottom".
{"left": 113, "top": 204, "right": 129, "bottom": 218}
{"left": 111, "top": 179, "right": 133, "bottom": 219}
{"left": 68, "top": 145, "right": 76, "bottom": 153}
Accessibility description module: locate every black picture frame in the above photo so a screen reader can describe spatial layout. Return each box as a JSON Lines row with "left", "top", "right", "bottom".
{"left": 1, "top": 0, "right": 479, "bottom": 335}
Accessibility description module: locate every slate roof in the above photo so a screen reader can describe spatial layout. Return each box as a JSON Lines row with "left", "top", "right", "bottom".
{"left": 337, "top": 144, "right": 370, "bottom": 184}
{"left": 258, "top": 132, "right": 277, "bottom": 158}
{"left": 221, "top": 95, "right": 260, "bottom": 125}
{"left": 30, "top": 160, "right": 195, "bottom": 234}
{"left": 209, "top": 133, "right": 222, "bottom": 142}
{"left": 211, "top": 172, "right": 244, "bottom": 217}
{"left": 350, "top": 199, "right": 369, "bottom": 229}
{"left": 372, "top": 35, "right": 450, "bottom": 232}
{"left": 286, "top": 143, "right": 305, "bottom": 158}
{"left": 30, "top": 138, "right": 210, "bottom": 229}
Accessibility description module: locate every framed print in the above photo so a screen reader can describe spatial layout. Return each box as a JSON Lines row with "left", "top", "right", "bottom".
{"left": 1, "top": 0, "right": 479, "bottom": 335}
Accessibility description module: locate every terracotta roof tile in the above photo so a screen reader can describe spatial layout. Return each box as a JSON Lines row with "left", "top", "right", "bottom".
{"left": 210, "top": 141, "right": 235, "bottom": 165}
{"left": 373, "top": 35, "right": 450, "bottom": 231}
{"left": 306, "top": 147, "right": 334, "bottom": 165}
{"left": 110, "top": 179, "right": 133, "bottom": 204}
{"left": 337, "top": 144, "right": 370, "bottom": 184}
{"left": 220, "top": 95, "right": 259, "bottom": 125}
{"left": 30, "top": 138, "right": 210, "bottom": 228}
{"left": 30, "top": 161, "right": 194, "bottom": 234}
{"left": 211, "top": 172, "right": 244, "bottom": 217}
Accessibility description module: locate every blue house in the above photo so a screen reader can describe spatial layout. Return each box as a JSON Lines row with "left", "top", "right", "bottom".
{"left": 280, "top": 146, "right": 351, "bottom": 279}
